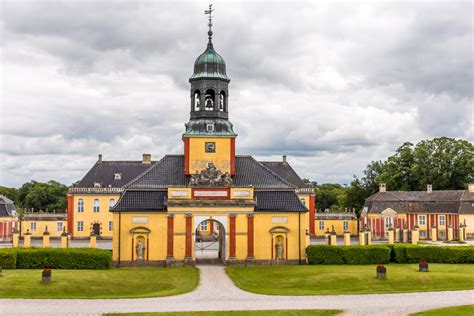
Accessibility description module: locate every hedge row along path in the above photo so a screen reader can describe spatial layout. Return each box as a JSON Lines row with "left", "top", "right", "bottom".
{"left": 1, "top": 265, "right": 472, "bottom": 316}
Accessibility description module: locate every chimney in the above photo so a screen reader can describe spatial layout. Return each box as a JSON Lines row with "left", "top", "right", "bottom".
{"left": 97, "top": 154, "right": 102, "bottom": 164}
{"left": 282, "top": 155, "right": 287, "bottom": 163}
{"left": 142, "top": 153, "right": 151, "bottom": 164}
{"left": 468, "top": 184, "right": 474, "bottom": 193}
{"left": 427, "top": 184, "right": 433, "bottom": 193}
{"left": 379, "top": 183, "right": 386, "bottom": 192}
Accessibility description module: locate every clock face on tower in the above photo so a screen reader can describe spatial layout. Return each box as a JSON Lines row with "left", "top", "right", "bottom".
{"left": 205, "top": 142, "right": 216, "bottom": 153}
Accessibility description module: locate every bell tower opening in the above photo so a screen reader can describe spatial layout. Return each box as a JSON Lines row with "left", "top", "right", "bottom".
{"left": 204, "top": 89, "right": 215, "bottom": 110}
{"left": 193, "top": 90, "right": 201, "bottom": 111}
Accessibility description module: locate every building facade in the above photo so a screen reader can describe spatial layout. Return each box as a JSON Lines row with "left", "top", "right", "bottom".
{"left": 101, "top": 20, "right": 315, "bottom": 266}
{"left": 67, "top": 155, "right": 154, "bottom": 239}
{"left": 20, "top": 213, "right": 67, "bottom": 238}
{"left": 314, "top": 212, "right": 358, "bottom": 237}
{"left": 0, "top": 195, "right": 17, "bottom": 241}
{"left": 361, "top": 184, "right": 474, "bottom": 240}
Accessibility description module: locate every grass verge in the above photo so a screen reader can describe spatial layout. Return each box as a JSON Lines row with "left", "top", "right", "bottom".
{"left": 410, "top": 304, "right": 474, "bottom": 315}
{"left": 0, "top": 268, "right": 199, "bottom": 299}
{"left": 226, "top": 264, "right": 474, "bottom": 295}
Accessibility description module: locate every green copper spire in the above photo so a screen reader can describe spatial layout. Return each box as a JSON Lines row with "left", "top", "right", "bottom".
{"left": 190, "top": 4, "right": 229, "bottom": 82}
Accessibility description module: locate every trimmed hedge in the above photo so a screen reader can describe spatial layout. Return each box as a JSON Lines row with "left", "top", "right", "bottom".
{"left": 397, "top": 245, "right": 474, "bottom": 264}
{"left": 306, "top": 245, "right": 391, "bottom": 265}
{"left": 0, "top": 249, "right": 16, "bottom": 269}
{"left": 307, "top": 244, "right": 474, "bottom": 265}
{"left": 0, "top": 248, "right": 111, "bottom": 269}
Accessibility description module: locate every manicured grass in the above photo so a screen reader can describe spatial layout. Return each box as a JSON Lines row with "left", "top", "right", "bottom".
{"left": 0, "top": 268, "right": 199, "bottom": 298}
{"left": 226, "top": 264, "right": 474, "bottom": 295}
{"left": 411, "top": 305, "right": 474, "bottom": 315}
{"left": 104, "top": 310, "right": 341, "bottom": 316}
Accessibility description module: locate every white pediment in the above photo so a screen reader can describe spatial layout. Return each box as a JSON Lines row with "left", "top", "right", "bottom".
{"left": 381, "top": 208, "right": 397, "bottom": 216}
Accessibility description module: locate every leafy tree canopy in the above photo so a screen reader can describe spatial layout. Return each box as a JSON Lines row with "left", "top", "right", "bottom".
{"left": 1, "top": 180, "right": 68, "bottom": 212}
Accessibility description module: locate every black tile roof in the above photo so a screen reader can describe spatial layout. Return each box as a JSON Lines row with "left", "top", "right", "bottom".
{"left": 111, "top": 191, "right": 167, "bottom": 212}
{"left": 76, "top": 161, "right": 156, "bottom": 188}
{"left": 260, "top": 161, "right": 307, "bottom": 188}
{"left": 126, "top": 155, "right": 295, "bottom": 189}
{"left": 0, "top": 195, "right": 16, "bottom": 217}
{"left": 254, "top": 191, "right": 308, "bottom": 212}
{"left": 363, "top": 190, "right": 474, "bottom": 214}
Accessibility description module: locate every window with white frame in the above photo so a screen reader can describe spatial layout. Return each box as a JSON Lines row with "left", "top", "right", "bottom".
{"left": 440, "top": 231, "right": 446, "bottom": 238}
{"left": 319, "top": 220, "right": 324, "bottom": 231}
{"left": 439, "top": 215, "right": 445, "bottom": 226}
{"left": 420, "top": 230, "right": 427, "bottom": 237}
{"left": 385, "top": 217, "right": 393, "bottom": 228}
{"left": 200, "top": 221, "right": 208, "bottom": 230}
{"left": 57, "top": 221, "right": 63, "bottom": 232}
{"left": 77, "top": 221, "right": 84, "bottom": 232}
{"left": 418, "top": 215, "right": 426, "bottom": 226}
{"left": 109, "top": 199, "right": 116, "bottom": 209}
{"left": 108, "top": 221, "right": 113, "bottom": 232}
{"left": 30, "top": 222, "right": 37, "bottom": 232}
{"left": 343, "top": 220, "right": 349, "bottom": 231}
{"left": 300, "top": 198, "right": 306, "bottom": 206}
{"left": 93, "top": 199, "right": 100, "bottom": 213}
{"left": 114, "top": 173, "right": 122, "bottom": 180}
{"left": 78, "top": 198, "right": 84, "bottom": 212}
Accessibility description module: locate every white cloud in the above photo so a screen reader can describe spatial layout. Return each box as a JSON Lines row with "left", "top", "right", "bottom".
{"left": 0, "top": 1, "right": 472, "bottom": 187}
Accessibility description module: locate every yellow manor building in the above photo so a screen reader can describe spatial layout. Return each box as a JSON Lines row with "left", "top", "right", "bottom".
{"left": 68, "top": 21, "right": 315, "bottom": 266}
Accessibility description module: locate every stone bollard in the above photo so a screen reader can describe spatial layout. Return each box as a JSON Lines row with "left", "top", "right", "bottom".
{"left": 325, "top": 229, "right": 331, "bottom": 245}
{"left": 447, "top": 226, "right": 453, "bottom": 241}
{"left": 411, "top": 226, "right": 419, "bottom": 245}
{"left": 42, "top": 226, "right": 50, "bottom": 248}
{"left": 42, "top": 269, "right": 52, "bottom": 284}
{"left": 431, "top": 227, "right": 437, "bottom": 242}
{"left": 90, "top": 232, "right": 97, "bottom": 248}
{"left": 388, "top": 227, "right": 394, "bottom": 244}
{"left": 61, "top": 229, "right": 68, "bottom": 248}
{"left": 366, "top": 230, "right": 372, "bottom": 245}
{"left": 403, "top": 229, "right": 409, "bottom": 243}
{"left": 459, "top": 225, "right": 465, "bottom": 242}
{"left": 344, "top": 231, "right": 351, "bottom": 246}
{"left": 376, "top": 265, "right": 387, "bottom": 279}
{"left": 12, "top": 231, "right": 19, "bottom": 248}
{"left": 330, "top": 232, "right": 337, "bottom": 246}
{"left": 395, "top": 228, "right": 400, "bottom": 243}
{"left": 24, "top": 230, "right": 32, "bottom": 248}
{"left": 358, "top": 230, "right": 366, "bottom": 245}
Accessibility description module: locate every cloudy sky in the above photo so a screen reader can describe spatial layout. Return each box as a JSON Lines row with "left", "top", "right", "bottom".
{"left": 1, "top": 1, "right": 472, "bottom": 187}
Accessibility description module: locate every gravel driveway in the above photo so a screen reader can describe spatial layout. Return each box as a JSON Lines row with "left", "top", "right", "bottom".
{"left": 0, "top": 265, "right": 472, "bottom": 316}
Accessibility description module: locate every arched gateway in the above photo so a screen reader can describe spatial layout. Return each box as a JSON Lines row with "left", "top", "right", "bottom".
{"left": 194, "top": 217, "right": 226, "bottom": 264}
{"left": 109, "top": 6, "right": 314, "bottom": 267}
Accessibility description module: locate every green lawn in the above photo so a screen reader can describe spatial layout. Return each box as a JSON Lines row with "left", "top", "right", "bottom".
{"left": 104, "top": 310, "right": 341, "bottom": 316}
{"left": 411, "top": 305, "right": 474, "bottom": 315}
{"left": 226, "top": 264, "right": 474, "bottom": 295}
{"left": 0, "top": 268, "right": 199, "bottom": 299}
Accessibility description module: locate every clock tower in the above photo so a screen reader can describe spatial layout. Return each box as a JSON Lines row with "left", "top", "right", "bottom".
{"left": 183, "top": 5, "right": 236, "bottom": 176}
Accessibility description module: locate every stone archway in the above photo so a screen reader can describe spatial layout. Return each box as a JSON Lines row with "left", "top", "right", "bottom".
{"left": 194, "top": 216, "right": 227, "bottom": 264}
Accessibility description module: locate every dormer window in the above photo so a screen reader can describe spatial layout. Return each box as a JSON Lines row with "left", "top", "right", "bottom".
{"left": 206, "top": 123, "right": 214, "bottom": 132}
{"left": 94, "top": 182, "right": 101, "bottom": 188}
{"left": 114, "top": 173, "right": 122, "bottom": 180}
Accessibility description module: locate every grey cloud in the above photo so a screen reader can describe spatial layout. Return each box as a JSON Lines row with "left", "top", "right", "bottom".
{"left": 1, "top": 1, "right": 472, "bottom": 187}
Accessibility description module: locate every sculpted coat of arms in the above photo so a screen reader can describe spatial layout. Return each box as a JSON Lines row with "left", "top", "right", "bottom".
{"left": 189, "top": 163, "right": 233, "bottom": 187}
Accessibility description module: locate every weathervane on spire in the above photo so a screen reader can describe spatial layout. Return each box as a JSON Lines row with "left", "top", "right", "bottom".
{"left": 204, "top": 4, "right": 214, "bottom": 45}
